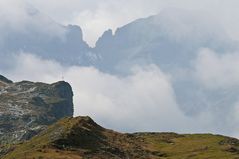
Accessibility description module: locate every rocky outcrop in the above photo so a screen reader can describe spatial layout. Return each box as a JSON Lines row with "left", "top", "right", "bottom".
{"left": 0, "top": 75, "right": 74, "bottom": 145}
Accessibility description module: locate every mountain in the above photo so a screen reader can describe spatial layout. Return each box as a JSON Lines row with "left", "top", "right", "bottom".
{"left": 94, "top": 9, "right": 235, "bottom": 73}
{"left": 92, "top": 9, "right": 239, "bottom": 132}
{"left": 3, "top": 116, "right": 239, "bottom": 159}
{"left": 1, "top": 8, "right": 235, "bottom": 72}
{"left": 0, "top": 75, "right": 73, "bottom": 146}
{"left": 0, "top": 6, "right": 94, "bottom": 67}
{"left": 2, "top": 6, "right": 239, "bottom": 135}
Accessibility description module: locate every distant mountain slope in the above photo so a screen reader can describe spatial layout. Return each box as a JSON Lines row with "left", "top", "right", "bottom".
{"left": 94, "top": 9, "right": 235, "bottom": 73}
{"left": 0, "top": 6, "right": 94, "bottom": 67}
{"left": 92, "top": 9, "right": 239, "bottom": 132}
{"left": 0, "top": 75, "right": 73, "bottom": 146}
{"left": 3, "top": 116, "right": 239, "bottom": 159}
{"left": 1, "top": 8, "right": 235, "bottom": 71}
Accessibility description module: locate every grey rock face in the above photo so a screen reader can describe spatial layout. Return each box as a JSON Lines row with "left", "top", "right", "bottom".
{"left": 0, "top": 75, "right": 74, "bottom": 144}
{"left": 0, "top": 75, "right": 12, "bottom": 84}
{"left": 94, "top": 9, "right": 235, "bottom": 74}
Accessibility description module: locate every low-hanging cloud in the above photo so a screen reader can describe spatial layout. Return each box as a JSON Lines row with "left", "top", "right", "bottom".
{"left": 2, "top": 53, "right": 187, "bottom": 132}
{"left": 0, "top": 0, "right": 66, "bottom": 41}
{"left": 195, "top": 48, "right": 239, "bottom": 90}
{"left": 2, "top": 0, "right": 239, "bottom": 138}
{"left": 2, "top": 52, "right": 238, "bottom": 136}
{"left": 192, "top": 48, "right": 239, "bottom": 137}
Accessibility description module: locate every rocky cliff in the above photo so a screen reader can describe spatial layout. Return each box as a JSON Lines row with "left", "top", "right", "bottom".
{"left": 0, "top": 75, "right": 74, "bottom": 145}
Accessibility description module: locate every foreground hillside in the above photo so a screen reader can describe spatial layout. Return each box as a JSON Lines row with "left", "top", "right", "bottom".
{"left": 4, "top": 116, "right": 239, "bottom": 159}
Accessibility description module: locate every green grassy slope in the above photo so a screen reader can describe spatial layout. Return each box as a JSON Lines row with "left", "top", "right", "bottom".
{"left": 3, "top": 116, "right": 239, "bottom": 159}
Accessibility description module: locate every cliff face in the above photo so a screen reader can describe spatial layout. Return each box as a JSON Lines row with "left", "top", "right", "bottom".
{"left": 0, "top": 75, "right": 74, "bottom": 145}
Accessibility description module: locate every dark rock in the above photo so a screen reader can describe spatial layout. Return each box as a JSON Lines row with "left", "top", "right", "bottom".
{"left": 0, "top": 75, "right": 13, "bottom": 84}
{"left": 0, "top": 76, "right": 74, "bottom": 145}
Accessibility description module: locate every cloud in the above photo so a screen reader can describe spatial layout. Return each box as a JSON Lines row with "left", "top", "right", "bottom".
{"left": 2, "top": 0, "right": 239, "bottom": 137}
{"left": 191, "top": 48, "right": 239, "bottom": 137}
{"left": 2, "top": 0, "right": 239, "bottom": 46}
{"left": 66, "top": 65, "right": 189, "bottom": 132}
{"left": 27, "top": 0, "right": 165, "bottom": 46}
{"left": 0, "top": 0, "right": 32, "bottom": 31}
{"left": 0, "top": 0, "right": 66, "bottom": 41}
{"left": 2, "top": 53, "right": 188, "bottom": 132}
{"left": 195, "top": 48, "right": 239, "bottom": 90}
{"left": 2, "top": 52, "right": 238, "bottom": 136}
{"left": 24, "top": 0, "right": 239, "bottom": 46}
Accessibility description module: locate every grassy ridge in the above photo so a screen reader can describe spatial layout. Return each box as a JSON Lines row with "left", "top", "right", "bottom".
{"left": 3, "top": 117, "right": 239, "bottom": 159}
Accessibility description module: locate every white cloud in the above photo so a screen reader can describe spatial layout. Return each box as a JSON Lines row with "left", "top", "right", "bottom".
{"left": 2, "top": 0, "right": 239, "bottom": 137}
{"left": 0, "top": 0, "right": 29, "bottom": 31}
{"left": 2, "top": 52, "right": 237, "bottom": 135}
{"left": 24, "top": 0, "right": 239, "bottom": 46}
{"left": 0, "top": 0, "right": 66, "bottom": 40}
{"left": 192, "top": 48, "right": 239, "bottom": 138}
{"left": 2, "top": 53, "right": 187, "bottom": 132}
{"left": 1, "top": 0, "right": 239, "bottom": 46}
{"left": 195, "top": 48, "right": 239, "bottom": 90}
{"left": 3, "top": 53, "right": 63, "bottom": 82}
{"left": 27, "top": 0, "right": 165, "bottom": 46}
{"left": 65, "top": 65, "right": 189, "bottom": 132}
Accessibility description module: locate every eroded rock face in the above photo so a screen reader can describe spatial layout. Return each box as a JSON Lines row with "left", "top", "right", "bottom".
{"left": 0, "top": 75, "right": 74, "bottom": 144}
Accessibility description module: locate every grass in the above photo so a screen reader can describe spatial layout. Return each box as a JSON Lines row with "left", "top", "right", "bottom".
{"left": 143, "top": 133, "right": 239, "bottom": 159}
{"left": 3, "top": 117, "right": 239, "bottom": 159}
